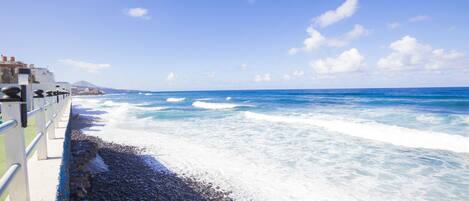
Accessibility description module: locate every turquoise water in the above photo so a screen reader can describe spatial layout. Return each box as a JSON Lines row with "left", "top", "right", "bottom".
{"left": 75, "top": 88, "right": 469, "bottom": 201}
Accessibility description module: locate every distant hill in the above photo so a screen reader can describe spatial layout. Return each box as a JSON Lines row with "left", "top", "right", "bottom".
{"left": 73, "top": 80, "right": 98, "bottom": 88}
{"left": 72, "top": 80, "right": 144, "bottom": 95}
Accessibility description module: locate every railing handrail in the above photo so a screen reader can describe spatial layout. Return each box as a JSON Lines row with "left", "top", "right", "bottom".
{"left": 25, "top": 132, "right": 44, "bottom": 158}
{"left": 45, "top": 120, "right": 53, "bottom": 129}
{"left": 0, "top": 164, "right": 21, "bottom": 197}
{"left": 0, "top": 120, "right": 18, "bottom": 135}
{"left": 26, "top": 107, "right": 42, "bottom": 118}
{"left": 44, "top": 102, "right": 52, "bottom": 108}
{"left": 0, "top": 83, "right": 72, "bottom": 201}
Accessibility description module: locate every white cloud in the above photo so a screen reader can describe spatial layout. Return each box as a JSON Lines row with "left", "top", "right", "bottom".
{"left": 125, "top": 8, "right": 150, "bottom": 19}
{"left": 409, "top": 15, "right": 430, "bottom": 22}
{"left": 290, "top": 24, "right": 368, "bottom": 54}
{"left": 166, "top": 72, "right": 176, "bottom": 81}
{"left": 253, "top": 73, "right": 271, "bottom": 82}
{"left": 377, "top": 35, "right": 465, "bottom": 71}
{"left": 303, "top": 27, "right": 327, "bottom": 51}
{"left": 314, "top": 0, "right": 358, "bottom": 28}
{"left": 310, "top": 48, "right": 364, "bottom": 74}
{"left": 59, "top": 59, "right": 111, "bottom": 73}
{"left": 388, "top": 22, "right": 400, "bottom": 29}
{"left": 343, "top": 24, "right": 369, "bottom": 40}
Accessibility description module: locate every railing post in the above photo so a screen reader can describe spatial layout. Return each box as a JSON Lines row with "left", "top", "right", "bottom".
{"left": 33, "top": 90, "right": 48, "bottom": 160}
{"left": 0, "top": 86, "right": 31, "bottom": 201}
{"left": 55, "top": 85, "right": 60, "bottom": 122}
{"left": 46, "top": 91, "right": 56, "bottom": 139}
{"left": 58, "top": 92, "right": 64, "bottom": 120}
{"left": 53, "top": 91, "right": 61, "bottom": 128}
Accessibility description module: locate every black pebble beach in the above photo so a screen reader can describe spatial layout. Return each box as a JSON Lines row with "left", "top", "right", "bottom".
{"left": 69, "top": 112, "right": 234, "bottom": 201}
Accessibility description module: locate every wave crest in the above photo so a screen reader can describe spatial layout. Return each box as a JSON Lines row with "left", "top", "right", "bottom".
{"left": 244, "top": 111, "right": 469, "bottom": 153}
{"left": 166, "top": 97, "right": 186, "bottom": 102}
{"left": 192, "top": 101, "right": 239, "bottom": 109}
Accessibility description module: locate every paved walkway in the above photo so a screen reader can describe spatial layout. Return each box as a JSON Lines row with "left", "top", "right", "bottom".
{"left": 26, "top": 105, "right": 70, "bottom": 201}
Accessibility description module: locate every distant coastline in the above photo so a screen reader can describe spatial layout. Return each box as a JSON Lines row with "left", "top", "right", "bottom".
{"left": 72, "top": 80, "right": 469, "bottom": 95}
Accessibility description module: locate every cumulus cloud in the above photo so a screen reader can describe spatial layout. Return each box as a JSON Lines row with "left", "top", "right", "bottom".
{"left": 314, "top": 0, "right": 358, "bottom": 28}
{"left": 59, "top": 59, "right": 111, "bottom": 73}
{"left": 343, "top": 24, "right": 369, "bottom": 40}
{"left": 303, "top": 27, "right": 327, "bottom": 51}
{"left": 253, "top": 73, "right": 271, "bottom": 82}
{"left": 409, "top": 15, "right": 430, "bottom": 22}
{"left": 388, "top": 22, "right": 400, "bottom": 29}
{"left": 290, "top": 24, "right": 368, "bottom": 54}
{"left": 377, "top": 35, "right": 465, "bottom": 71}
{"left": 310, "top": 48, "right": 364, "bottom": 74}
{"left": 125, "top": 8, "right": 150, "bottom": 19}
{"left": 166, "top": 72, "right": 176, "bottom": 81}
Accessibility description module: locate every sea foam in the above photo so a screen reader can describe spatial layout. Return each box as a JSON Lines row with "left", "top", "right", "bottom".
{"left": 192, "top": 101, "right": 239, "bottom": 109}
{"left": 166, "top": 97, "right": 186, "bottom": 102}
{"left": 74, "top": 100, "right": 371, "bottom": 201}
{"left": 244, "top": 111, "right": 469, "bottom": 153}
{"left": 73, "top": 96, "right": 469, "bottom": 201}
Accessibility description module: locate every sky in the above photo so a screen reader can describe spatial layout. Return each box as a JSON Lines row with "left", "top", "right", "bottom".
{"left": 1, "top": 0, "right": 469, "bottom": 91}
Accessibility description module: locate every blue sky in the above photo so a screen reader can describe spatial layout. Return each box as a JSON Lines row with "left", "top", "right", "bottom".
{"left": 1, "top": 0, "right": 468, "bottom": 91}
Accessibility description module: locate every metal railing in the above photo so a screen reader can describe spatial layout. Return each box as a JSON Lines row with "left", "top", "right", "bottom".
{"left": 0, "top": 164, "right": 21, "bottom": 197}
{"left": 0, "top": 84, "right": 71, "bottom": 201}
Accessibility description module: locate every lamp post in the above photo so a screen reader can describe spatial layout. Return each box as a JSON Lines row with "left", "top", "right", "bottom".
{"left": 18, "top": 68, "right": 31, "bottom": 127}
{"left": 56, "top": 85, "right": 60, "bottom": 103}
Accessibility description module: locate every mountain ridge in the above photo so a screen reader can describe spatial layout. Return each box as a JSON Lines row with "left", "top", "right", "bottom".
{"left": 73, "top": 80, "right": 98, "bottom": 88}
{"left": 72, "top": 80, "right": 144, "bottom": 94}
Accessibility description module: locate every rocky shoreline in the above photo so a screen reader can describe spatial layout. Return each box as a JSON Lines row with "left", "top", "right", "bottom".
{"left": 69, "top": 112, "right": 233, "bottom": 201}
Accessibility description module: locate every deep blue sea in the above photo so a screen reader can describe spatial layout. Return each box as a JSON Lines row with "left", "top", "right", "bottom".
{"left": 74, "top": 87, "right": 469, "bottom": 201}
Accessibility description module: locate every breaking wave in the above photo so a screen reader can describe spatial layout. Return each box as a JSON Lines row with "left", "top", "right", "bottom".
{"left": 138, "top": 106, "right": 168, "bottom": 111}
{"left": 192, "top": 101, "right": 240, "bottom": 109}
{"left": 166, "top": 97, "right": 186, "bottom": 102}
{"left": 244, "top": 111, "right": 469, "bottom": 153}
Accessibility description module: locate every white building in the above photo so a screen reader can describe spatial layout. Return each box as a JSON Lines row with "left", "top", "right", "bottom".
{"left": 30, "top": 65, "right": 55, "bottom": 83}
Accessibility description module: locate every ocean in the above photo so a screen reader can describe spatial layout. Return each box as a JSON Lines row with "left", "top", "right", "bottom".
{"left": 74, "top": 87, "right": 469, "bottom": 201}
